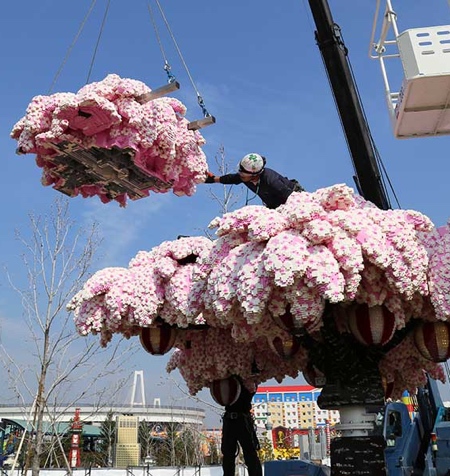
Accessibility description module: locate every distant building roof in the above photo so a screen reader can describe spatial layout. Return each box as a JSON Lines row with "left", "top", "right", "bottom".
{"left": 256, "top": 385, "right": 317, "bottom": 393}
{"left": 0, "top": 405, "right": 205, "bottom": 427}
{"left": 2, "top": 419, "right": 101, "bottom": 437}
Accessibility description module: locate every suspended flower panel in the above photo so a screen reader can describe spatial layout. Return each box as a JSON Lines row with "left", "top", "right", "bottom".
{"left": 140, "top": 325, "right": 177, "bottom": 356}
{"left": 414, "top": 321, "right": 450, "bottom": 362}
{"left": 11, "top": 74, "right": 208, "bottom": 206}
{"left": 68, "top": 184, "right": 450, "bottom": 396}
{"left": 347, "top": 303, "right": 396, "bottom": 346}
{"left": 210, "top": 376, "right": 242, "bottom": 407}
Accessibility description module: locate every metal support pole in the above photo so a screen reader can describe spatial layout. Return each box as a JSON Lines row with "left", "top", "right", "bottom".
{"left": 307, "top": 0, "right": 391, "bottom": 210}
{"left": 331, "top": 406, "right": 387, "bottom": 476}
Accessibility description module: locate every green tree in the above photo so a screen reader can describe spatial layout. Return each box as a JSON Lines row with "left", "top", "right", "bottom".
{"left": 138, "top": 420, "right": 159, "bottom": 465}
{"left": 177, "top": 425, "right": 203, "bottom": 466}
{"left": 258, "top": 432, "right": 274, "bottom": 463}
{"left": 207, "top": 437, "right": 221, "bottom": 465}
{"left": 153, "top": 423, "right": 179, "bottom": 466}
{"left": 150, "top": 422, "right": 202, "bottom": 467}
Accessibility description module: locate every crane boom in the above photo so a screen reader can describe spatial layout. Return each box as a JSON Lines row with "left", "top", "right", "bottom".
{"left": 307, "top": 0, "right": 391, "bottom": 210}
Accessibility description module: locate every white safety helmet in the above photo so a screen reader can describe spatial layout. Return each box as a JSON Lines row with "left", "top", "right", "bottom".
{"left": 239, "top": 153, "right": 266, "bottom": 175}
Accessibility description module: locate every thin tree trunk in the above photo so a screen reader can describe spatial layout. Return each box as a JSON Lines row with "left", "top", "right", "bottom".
{"left": 2, "top": 198, "right": 132, "bottom": 475}
{"left": 31, "top": 330, "right": 50, "bottom": 476}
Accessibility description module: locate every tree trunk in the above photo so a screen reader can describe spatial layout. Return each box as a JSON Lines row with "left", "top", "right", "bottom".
{"left": 32, "top": 356, "right": 49, "bottom": 476}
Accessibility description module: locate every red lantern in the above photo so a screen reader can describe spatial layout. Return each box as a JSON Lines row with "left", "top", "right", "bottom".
{"left": 303, "top": 363, "right": 326, "bottom": 388}
{"left": 414, "top": 321, "right": 450, "bottom": 362}
{"left": 270, "top": 335, "right": 301, "bottom": 360}
{"left": 210, "top": 376, "right": 241, "bottom": 407}
{"left": 139, "top": 325, "right": 177, "bottom": 355}
{"left": 348, "top": 304, "right": 396, "bottom": 346}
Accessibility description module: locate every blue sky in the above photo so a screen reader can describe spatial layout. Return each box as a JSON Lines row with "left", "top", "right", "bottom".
{"left": 1, "top": 1, "right": 450, "bottom": 425}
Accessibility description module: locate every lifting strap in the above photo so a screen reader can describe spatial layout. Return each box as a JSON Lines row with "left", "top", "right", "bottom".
{"left": 151, "top": 0, "right": 216, "bottom": 130}
{"left": 49, "top": 0, "right": 214, "bottom": 129}
{"left": 85, "top": 0, "right": 111, "bottom": 84}
{"left": 49, "top": 0, "right": 111, "bottom": 92}
{"left": 49, "top": 0, "right": 98, "bottom": 93}
{"left": 146, "top": 0, "right": 176, "bottom": 84}
{"left": 136, "top": 1, "right": 181, "bottom": 103}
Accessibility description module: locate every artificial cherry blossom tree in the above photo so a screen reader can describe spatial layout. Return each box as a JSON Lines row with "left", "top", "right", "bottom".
{"left": 68, "top": 184, "right": 450, "bottom": 399}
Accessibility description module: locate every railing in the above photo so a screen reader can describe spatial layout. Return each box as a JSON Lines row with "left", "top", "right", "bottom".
{"left": 0, "top": 405, "right": 202, "bottom": 413}
{"left": 0, "top": 467, "right": 242, "bottom": 476}
{"left": 126, "top": 466, "right": 202, "bottom": 476}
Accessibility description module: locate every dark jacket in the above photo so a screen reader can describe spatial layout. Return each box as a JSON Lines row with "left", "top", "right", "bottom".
{"left": 219, "top": 168, "right": 302, "bottom": 209}
{"left": 222, "top": 381, "right": 262, "bottom": 476}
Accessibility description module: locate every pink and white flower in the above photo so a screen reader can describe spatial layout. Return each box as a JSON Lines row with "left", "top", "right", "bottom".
{"left": 11, "top": 74, "right": 208, "bottom": 205}
{"left": 68, "top": 184, "right": 449, "bottom": 395}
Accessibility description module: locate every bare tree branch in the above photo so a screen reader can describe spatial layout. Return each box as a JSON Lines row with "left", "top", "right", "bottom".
{"left": 1, "top": 197, "right": 135, "bottom": 476}
{"left": 208, "top": 145, "right": 243, "bottom": 215}
{"left": 203, "top": 145, "right": 243, "bottom": 240}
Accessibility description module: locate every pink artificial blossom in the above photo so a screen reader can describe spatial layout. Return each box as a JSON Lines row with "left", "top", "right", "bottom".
{"left": 68, "top": 184, "right": 450, "bottom": 395}
{"left": 11, "top": 74, "right": 208, "bottom": 205}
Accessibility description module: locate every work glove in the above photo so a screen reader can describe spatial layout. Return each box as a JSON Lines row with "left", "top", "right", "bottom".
{"left": 204, "top": 172, "right": 216, "bottom": 184}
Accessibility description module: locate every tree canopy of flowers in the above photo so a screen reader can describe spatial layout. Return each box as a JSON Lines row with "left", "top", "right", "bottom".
{"left": 11, "top": 74, "right": 208, "bottom": 206}
{"left": 68, "top": 184, "right": 450, "bottom": 397}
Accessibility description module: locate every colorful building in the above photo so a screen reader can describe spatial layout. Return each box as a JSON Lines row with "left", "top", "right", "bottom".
{"left": 252, "top": 385, "right": 340, "bottom": 430}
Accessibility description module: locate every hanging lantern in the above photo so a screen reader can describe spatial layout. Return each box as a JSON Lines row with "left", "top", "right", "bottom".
{"left": 139, "top": 324, "right": 177, "bottom": 355}
{"left": 210, "top": 376, "right": 241, "bottom": 407}
{"left": 270, "top": 335, "right": 301, "bottom": 360}
{"left": 303, "top": 363, "right": 326, "bottom": 388}
{"left": 414, "top": 321, "right": 450, "bottom": 362}
{"left": 347, "top": 303, "right": 396, "bottom": 346}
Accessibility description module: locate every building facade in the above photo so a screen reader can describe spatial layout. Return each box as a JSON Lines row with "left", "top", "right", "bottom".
{"left": 252, "top": 385, "right": 340, "bottom": 430}
{"left": 115, "top": 415, "right": 140, "bottom": 468}
{"left": 0, "top": 403, "right": 205, "bottom": 430}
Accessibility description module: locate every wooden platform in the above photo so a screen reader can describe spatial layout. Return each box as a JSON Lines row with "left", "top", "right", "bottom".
{"left": 47, "top": 142, "right": 173, "bottom": 201}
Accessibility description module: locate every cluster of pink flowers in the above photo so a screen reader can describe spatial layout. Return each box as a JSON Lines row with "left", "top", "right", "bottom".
{"left": 167, "top": 327, "right": 308, "bottom": 394}
{"left": 422, "top": 223, "right": 450, "bottom": 321}
{"left": 11, "top": 74, "right": 208, "bottom": 205}
{"left": 68, "top": 184, "right": 449, "bottom": 395}
{"left": 67, "top": 236, "right": 213, "bottom": 345}
{"left": 379, "top": 334, "right": 446, "bottom": 398}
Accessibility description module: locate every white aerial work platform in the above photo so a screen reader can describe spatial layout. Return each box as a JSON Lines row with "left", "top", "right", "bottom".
{"left": 370, "top": 0, "right": 450, "bottom": 138}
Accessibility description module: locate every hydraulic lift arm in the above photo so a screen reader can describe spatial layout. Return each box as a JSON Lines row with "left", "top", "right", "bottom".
{"left": 307, "top": 0, "right": 391, "bottom": 210}
{"left": 305, "top": 3, "right": 392, "bottom": 473}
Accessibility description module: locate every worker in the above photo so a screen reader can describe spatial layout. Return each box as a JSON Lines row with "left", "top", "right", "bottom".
{"left": 221, "top": 377, "right": 262, "bottom": 476}
{"left": 204, "top": 153, "right": 304, "bottom": 209}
